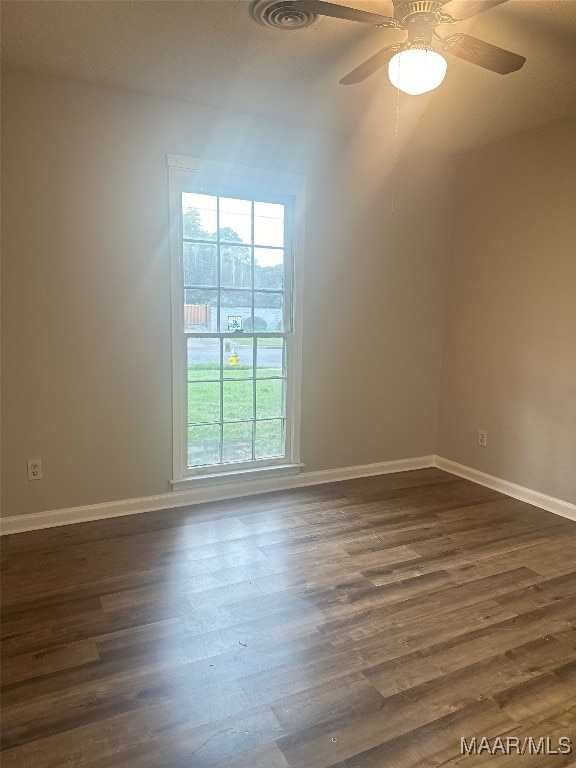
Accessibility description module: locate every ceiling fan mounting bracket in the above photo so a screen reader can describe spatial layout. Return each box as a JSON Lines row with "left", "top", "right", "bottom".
{"left": 435, "top": 31, "right": 465, "bottom": 51}
{"left": 437, "top": 12, "right": 462, "bottom": 25}
{"left": 376, "top": 19, "right": 402, "bottom": 28}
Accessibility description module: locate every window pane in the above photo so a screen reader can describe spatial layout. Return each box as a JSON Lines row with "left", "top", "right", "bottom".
{"left": 254, "top": 248, "right": 283, "bottom": 291}
{"left": 184, "top": 243, "right": 217, "bottom": 287}
{"left": 254, "top": 292, "right": 284, "bottom": 332}
{"left": 187, "top": 337, "right": 221, "bottom": 381}
{"left": 255, "top": 420, "right": 284, "bottom": 459}
{"left": 254, "top": 202, "right": 284, "bottom": 247}
{"left": 256, "top": 337, "right": 284, "bottom": 378}
{"left": 222, "top": 422, "right": 253, "bottom": 464}
{"left": 221, "top": 244, "right": 252, "bottom": 289}
{"left": 184, "top": 290, "right": 217, "bottom": 332}
{"left": 183, "top": 193, "right": 217, "bottom": 240}
{"left": 188, "top": 382, "right": 220, "bottom": 424}
{"left": 220, "top": 197, "right": 252, "bottom": 244}
{"left": 220, "top": 290, "right": 252, "bottom": 333}
{"left": 176, "top": 182, "right": 294, "bottom": 475}
{"left": 256, "top": 379, "right": 284, "bottom": 419}
{"left": 188, "top": 424, "right": 220, "bottom": 467}
{"left": 224, "top": 337, "right": 253, "bottom": 378}
{"left": 223, "top": 380, "right": 254, "bottom": 422}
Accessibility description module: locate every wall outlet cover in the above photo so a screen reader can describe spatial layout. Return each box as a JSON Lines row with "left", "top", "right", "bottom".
{"left": 27, "top": 459, "right": 43, "bottom": 480}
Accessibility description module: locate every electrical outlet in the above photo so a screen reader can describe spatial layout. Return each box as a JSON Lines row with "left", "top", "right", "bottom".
{"left": 478, "top": 430, "right": 487, "bottom": 447}
{"left": 27, "top": 459, "right": 42, "bottom": 480}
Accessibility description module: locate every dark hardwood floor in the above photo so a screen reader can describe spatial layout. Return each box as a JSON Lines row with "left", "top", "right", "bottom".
{"left": 1, "top": 468, "right": 576, "bottom": 767}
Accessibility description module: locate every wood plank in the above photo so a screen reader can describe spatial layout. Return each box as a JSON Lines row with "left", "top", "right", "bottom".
{"left": 1, "top": 468, "right": 575, "bottom": 768}
{"left": 1, "top": 640, "right": 100, "bottom": 686}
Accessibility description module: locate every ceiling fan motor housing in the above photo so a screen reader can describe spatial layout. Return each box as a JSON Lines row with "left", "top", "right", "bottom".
{"left": 393, "top": 0, "right": 445, "bottom": 24}
{"left": 393, "top": 1, "right": 444, "bottom": 47}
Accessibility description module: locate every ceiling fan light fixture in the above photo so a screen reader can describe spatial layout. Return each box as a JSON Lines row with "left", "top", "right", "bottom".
{"left": 388, "top": 48, "right": 447, "bottom": 95}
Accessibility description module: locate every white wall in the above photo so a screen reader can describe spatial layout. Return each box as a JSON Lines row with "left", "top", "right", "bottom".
{"left": 1, "top": 68, "right": 453, "bottom": 517}
{"left": 437, "top": 116, "right": 576, "bottom": 504}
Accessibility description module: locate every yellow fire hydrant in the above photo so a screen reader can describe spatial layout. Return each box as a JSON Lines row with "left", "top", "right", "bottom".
{"left": 229, "top": 350, "right": 240, "bottom": 365}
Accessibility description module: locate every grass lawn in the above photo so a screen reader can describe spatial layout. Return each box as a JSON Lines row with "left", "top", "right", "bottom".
{"left": 187, "top": 362, "right": 285, "bottom": 465}
{"left": 235, "top": 337, "right": 283, "bottom": 348}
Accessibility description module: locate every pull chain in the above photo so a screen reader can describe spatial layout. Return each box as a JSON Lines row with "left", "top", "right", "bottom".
{"left": 391, "top": 71, "right": 401, "bottom": 222}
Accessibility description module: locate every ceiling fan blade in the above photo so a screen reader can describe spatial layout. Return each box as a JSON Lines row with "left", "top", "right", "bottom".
{"left": 293, "top": 0, "right": 395, "bottom": 26}
{"left": 339, "top": 43, "right": 402, "bottom": 84}
{"left": 445, "top": 33, "right": 526, "bottom": 74}
{"left": 441, "top": 0, "right": 509, "bottom": 21}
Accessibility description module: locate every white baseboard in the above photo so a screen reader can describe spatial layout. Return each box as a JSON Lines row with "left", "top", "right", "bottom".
{"left": 0, "top": 455, "right": 435, "bottom": 535}
{"left": 4, "top": 455, "right": 574, "bottom": 536}
{"left": 434, "top": 456, "right": 576, "bottom": 522}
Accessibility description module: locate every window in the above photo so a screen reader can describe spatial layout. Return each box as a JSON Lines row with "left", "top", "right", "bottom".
{"left": 168, "top": 156, "right": 305, "bottom": 484}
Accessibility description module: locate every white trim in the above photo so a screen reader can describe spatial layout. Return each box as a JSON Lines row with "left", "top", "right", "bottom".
{"left": 0, "top": 456, "right": 434, "bottom": 535}
{"left": 168, "top": 164, "right": 186, "bottom": 481}
{"left": 5, "top": 455, "right": 574, "bottom": 536}
{"left": 288, "top": 180, "right": 305, "bottom": 467}
{"left": 434, "top": 456, "right": 576, "bottom": 522}
{"left": 166, "top": 155, "right": 305, "bottom": 193}
{"left": 171, "top": 463, "right": 303, "bottom": 491}
{"left": 168, "top": 155, "right": 306, "bottom": 482}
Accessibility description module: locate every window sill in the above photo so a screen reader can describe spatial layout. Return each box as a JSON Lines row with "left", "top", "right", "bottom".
{"left": 171, "top": 463, "right": 303, "bottom": 491}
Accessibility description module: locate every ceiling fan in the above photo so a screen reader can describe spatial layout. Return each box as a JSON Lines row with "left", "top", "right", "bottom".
{"left": 252, "top": 0, "right": 526, "bottom": 94}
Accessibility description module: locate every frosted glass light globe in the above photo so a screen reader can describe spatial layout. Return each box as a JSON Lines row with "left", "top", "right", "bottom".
{"left": 388, "top": 48, "right": 447, "bottom": 95}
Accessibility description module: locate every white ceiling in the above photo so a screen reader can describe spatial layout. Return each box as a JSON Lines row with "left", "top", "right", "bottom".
{"left": 2, "top": 0, "right": 575, "bottom": 154}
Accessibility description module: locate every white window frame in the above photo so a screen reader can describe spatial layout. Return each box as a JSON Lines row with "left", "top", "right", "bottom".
{"left": 167, "top": 155, "right": 305, "bottom": 487}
